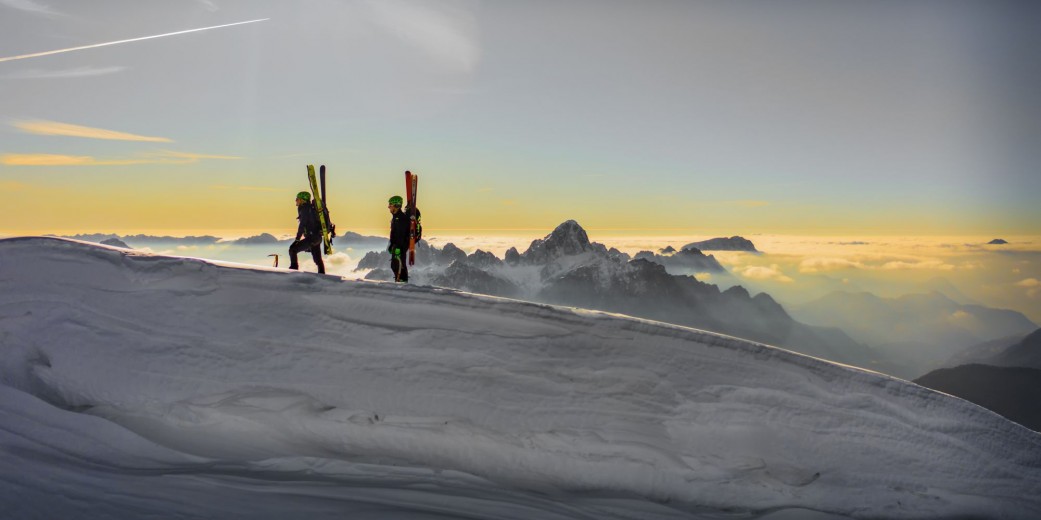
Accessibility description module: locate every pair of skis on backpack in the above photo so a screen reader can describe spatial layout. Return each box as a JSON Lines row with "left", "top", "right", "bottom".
{"left": 305, "top": 166, "right": 420, "bottom": 266}
{"left": 306, "top": 165, "right": 336, "bottom": 255}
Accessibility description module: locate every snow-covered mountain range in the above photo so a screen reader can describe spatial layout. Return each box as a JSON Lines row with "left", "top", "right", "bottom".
{"left": 2, "top": 236, "right": 1039, "bottom": 519}
{"left": 360, "top": 221, "right": 876, "bottom": 370}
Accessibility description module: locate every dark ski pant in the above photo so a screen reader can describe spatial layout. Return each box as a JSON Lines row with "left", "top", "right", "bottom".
{"left": 289, "top": 237, "right": 325, "bottom": 274}
{"left": 391, "top": 255, "right": 408, "bottom": 283}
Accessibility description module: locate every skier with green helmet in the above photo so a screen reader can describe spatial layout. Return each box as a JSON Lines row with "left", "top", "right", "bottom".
{"left": 290, "top": 191, "right": 325, "bottom": 274}
{"left": 387, "top": 194, "right": 417, "bottom": 282}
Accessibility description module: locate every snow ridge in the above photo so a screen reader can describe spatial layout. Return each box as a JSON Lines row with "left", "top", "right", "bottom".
{"left": 2, "top": 237, "right": 1040, "bottom": 519}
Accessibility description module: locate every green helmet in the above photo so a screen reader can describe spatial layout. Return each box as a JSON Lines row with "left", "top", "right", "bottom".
{"left": 296, "top": 191, "right": 311, "bottom": 202}
{"left": 388, "top": 195, "right": 403, "bottom": 207}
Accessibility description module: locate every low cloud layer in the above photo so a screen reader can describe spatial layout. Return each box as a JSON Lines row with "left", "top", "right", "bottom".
{"left": 736, "top": 264, "right": 794, "bottom": 283}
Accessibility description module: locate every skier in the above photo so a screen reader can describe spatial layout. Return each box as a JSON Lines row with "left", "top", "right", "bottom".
{"left": 387, "top": 195, "right": 414, "bottom": 282}
{"left": 290, "top": 191, "right": 326, "bottom": 274}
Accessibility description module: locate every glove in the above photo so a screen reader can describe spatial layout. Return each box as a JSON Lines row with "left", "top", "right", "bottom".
{"left": 392, "top": 247, "right": 402, "bottom": 257}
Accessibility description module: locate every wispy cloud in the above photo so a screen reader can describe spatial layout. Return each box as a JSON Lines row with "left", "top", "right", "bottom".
{"left": 364, "top": 0, "right": 480, "bottom": 74}
{"left": 13, "top": 119, "right": 172, "bottom": 142}
{"left": 799, "top": 254, "right": 966, "bottom": 273}
{"left": 0, "top": 18, "right": 268, "bottom": 63}
{"left": 879, "top": 259, "right": 955, "bottom": 271}
{"left": 1017, "top": 278, "right": 1040, "bottom": 298}
{"left": 4, "top": 66, "right": 128, "bottom": 79}
{"left": 736, "top": 264, "right": 794, "bottom": 283}
{"left": 0, "top": 0, "right": 61, "bottom": 17}
{"left": 800, "top": 257, "right": 866, "bottom": 273}
{"left": 1, "top": 151, "right": 241, "bottom": 166}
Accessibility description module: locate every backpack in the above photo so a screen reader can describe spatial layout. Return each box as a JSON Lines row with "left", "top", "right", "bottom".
{"left": 322, "top": 203, "right": 336, "bottom": 239}
{"left": 310, "top": 200, "right": 336, "bottom": 242}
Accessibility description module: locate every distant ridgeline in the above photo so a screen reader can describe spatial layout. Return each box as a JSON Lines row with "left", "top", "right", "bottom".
{"left": 358, "top": 220, "right": 874, "bottom": 369}
{"left": 915, "top": 329, "right": 1041, "bottom": 432}
{"left": 682, "top": 236, "right": 760, "bottom": 253}
{"left": 59, "top": 232, "right": 386, "bottom": 248}
{"left": 791, "top": 292, "right": 1038, "bottom": 381}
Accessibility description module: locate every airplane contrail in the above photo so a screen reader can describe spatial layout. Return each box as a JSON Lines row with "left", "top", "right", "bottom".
{"left": 0, "top": 18, "right": 269, "bottom": 63}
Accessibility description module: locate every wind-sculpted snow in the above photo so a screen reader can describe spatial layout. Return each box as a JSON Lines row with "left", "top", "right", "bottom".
{"left": 1, "top": 237, "right": 1040, "bottom": 519}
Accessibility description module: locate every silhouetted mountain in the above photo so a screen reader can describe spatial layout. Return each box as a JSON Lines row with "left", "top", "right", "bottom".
{"left": 440, "top": 243, "right": 468, "bottom": 266}
{"left": 915, "top": 277, "right": 977, "bottom": 305}
{"left": 995, "top": 329, "right": 1041, "bottom": 368}
{"left": 682, "top": 236, "right": 759, "bottom": 252}
{"left": 356, "top": 250, "right": 386, "bottom": 271}
{"left": 791, "top": 291, "right": 1038, "bottom": 379}
{"left": 59, "top": 233, "right": 219, "bottom": 245}
{"left": 504, "top": 247, "right": 521, "bottom": 266}
{"left": 634, "top": 247, "right": 727, "bottom": 273}
{"left": 59, "top": 233, "right": 119, "bottom": 242}
{"left": 943, "top": 332, "right": 1033, "bottom": 368}
{"left": 338, "top": 231, "right": 388, "bottom": 250}
{"left": 229, "top": 233, "right": 280, "bottom": 245}
{"left": 97, "top": 238, "right": 128, "bottom": 248}
{"left": 535, "top": 255, "right": 871, "bottom": 367}
{"left": 65, "top": 231, "right": 388, "bottom": 251}
{"left": 430, "top": 261, "right": 520, "bottom": 297}
{"left": 915, "top": 364, "right": 1041, "bottom": 432}
{"left": 467, "top": 250, "right": 504, "bottom": 269}
{"left": 988, "top": 239, "right": 1008, "bottom": 245}
{"left": 518, "top": 220, "right": 606, "bottom": 265}
{"left": 123, "top": 234, "right": 221, "bottom": 244}
{"left": 95, "top": 238, "right": 127, "bottom": 248}
{"left": 356, "top": 240, "right": 454, "bottom": 271}
{"left": 946, "top": 329, "right": 1041, "bottom": 370}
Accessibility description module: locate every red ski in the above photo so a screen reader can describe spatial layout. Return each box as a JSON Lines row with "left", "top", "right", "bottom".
{"left": 405, "top": 170, "right": 419, "bottom": 265}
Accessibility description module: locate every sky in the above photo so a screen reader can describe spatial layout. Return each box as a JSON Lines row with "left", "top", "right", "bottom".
{"left": 1, "top": 0, "right": 1040, "bottom": 237}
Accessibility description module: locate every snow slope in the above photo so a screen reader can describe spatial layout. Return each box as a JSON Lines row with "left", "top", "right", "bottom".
{"left": 1, "top": 237, "right": 1039, "bottom": 519}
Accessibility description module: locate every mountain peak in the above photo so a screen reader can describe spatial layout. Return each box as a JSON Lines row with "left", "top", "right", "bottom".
{"left": 548, "top": 220, "right": 590, "bottom": 245}
{"left": 521, "top": 220, "right": 598, "bottom": 263}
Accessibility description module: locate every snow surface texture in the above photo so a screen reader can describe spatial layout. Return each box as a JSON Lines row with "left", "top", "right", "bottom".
{"left": 1, "top": 237, "right": 1040, "bottom": 520}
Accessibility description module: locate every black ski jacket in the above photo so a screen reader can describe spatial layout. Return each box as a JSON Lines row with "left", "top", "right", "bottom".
{"left": 389, "top": 207, "right": 419, "bottom": 255}
{"left": 296, "top": 201, "right": 322, "bottom": 242}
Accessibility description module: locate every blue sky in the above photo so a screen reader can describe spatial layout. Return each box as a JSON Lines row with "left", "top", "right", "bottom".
{"left": 1, "top": 0, "right": 1039, "bottom": 235}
